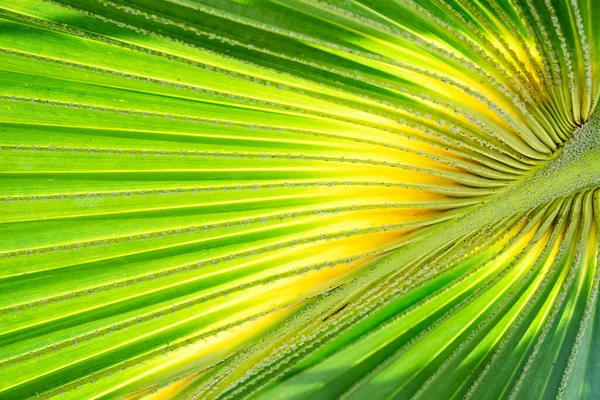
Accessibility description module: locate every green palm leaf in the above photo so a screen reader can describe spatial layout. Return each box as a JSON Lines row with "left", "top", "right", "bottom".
{"left": 0, "top": 0, "right": 599, "bottom": 399}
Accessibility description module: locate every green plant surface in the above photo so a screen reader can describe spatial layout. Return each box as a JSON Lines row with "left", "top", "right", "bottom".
{"left": 0, "top": 0, "right": 599, "bottom": 399}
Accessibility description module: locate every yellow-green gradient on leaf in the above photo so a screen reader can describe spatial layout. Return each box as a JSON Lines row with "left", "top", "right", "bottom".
{"left": 0, "top": 0, "right": 599, "bottom": 399}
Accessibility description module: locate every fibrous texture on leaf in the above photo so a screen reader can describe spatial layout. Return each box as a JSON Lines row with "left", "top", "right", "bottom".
{"left": 0, "top": 0, "right": 599, "bottom": 399}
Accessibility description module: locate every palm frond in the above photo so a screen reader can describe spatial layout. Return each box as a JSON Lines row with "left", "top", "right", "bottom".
{"left": 0, "top": 0, "right": 599, "bottom": 399}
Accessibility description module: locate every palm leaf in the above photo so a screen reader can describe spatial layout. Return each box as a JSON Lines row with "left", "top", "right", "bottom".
{"left": 0, "top": 0, "right": 599, "bottom": 399}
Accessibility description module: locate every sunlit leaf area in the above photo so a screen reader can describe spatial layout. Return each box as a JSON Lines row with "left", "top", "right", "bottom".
{"left": 1, "top": 0, "right": 600, "bottom": 399}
